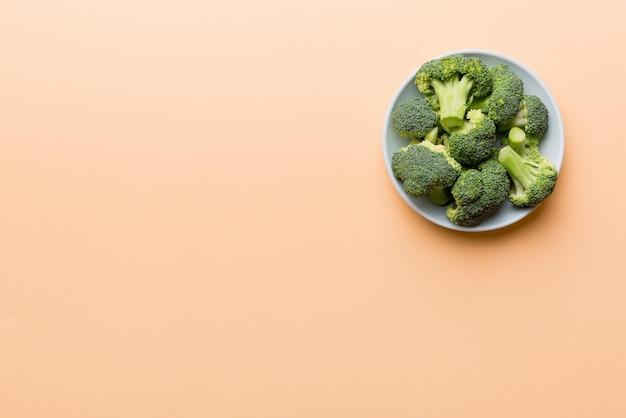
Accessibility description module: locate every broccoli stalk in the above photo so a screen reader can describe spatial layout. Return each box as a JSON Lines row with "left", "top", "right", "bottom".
{"left": 430, "top": 75, "right": 476, "bottom": 130}
{"left": 501, "top": 126, "right": 541, "bottom": 162}
{"left": 427, "top": 186, "right": 452, "bottom": 206}
{"left": 505, "top": 127, "right": 531, "bottom": 156}
{"left": 498, "top": 146, "right": 558, "bottom": 207}
{"left": 423, "top": 126, "right": 440, "bottom": 144}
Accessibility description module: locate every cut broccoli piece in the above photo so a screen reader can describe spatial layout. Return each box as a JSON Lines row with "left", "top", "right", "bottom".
{"left": 469, "top": 64, "right": 524, "bottom": 125}
{"left": 446, "top": 109, "right": 498, "bottom": 168}
{"left": 390, "top": 97, "right": 439, "bottom": 140}
{"left": 391, "top": 141, "right": 462, "bottom": 201}
{"left": 498, "top": 94, "right": 549, "bottom": 138}
{"left": 408, "top": 126, "right": 440, "bottom": 147}
{"left": 500, "top": 126, "right": 539, "bottom": 158}
{"left": 498, "top": 145, "right": 558, "bottom": 207}
{"left": 422, "top": 125, "right": 440, "bottom": 144}
{"left": 426, "top": 186, "right": 452, "bottom": 206}
{"left": 415, "top": 54, "right": 492, "bottom": 132}
{"left": 446, "top": 156, "right": 510, "bottom": 227}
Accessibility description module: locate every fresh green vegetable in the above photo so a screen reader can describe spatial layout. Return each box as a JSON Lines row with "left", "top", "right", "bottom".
{"left": 469, "top": 63, "right": 524, "bottom": 125}
{"left": 498, "top": 145, "right": 558, "bottom": 208}
{"left": 426, "top": 186, "right": 452, "bottom": 206}
{"left": 501, "top": 126, "right": 539, "bottom": 158}
{"left": 390, "top": 97, "right": 439, "bottom": 141}
{"left": 446, "top": 156, "right": 510, "bottom": 227}
{"left": 415, "top": 54, "right": 492, "bottom": 132}
{"left": 446, "top": 109, "right": 498, "bottom": 168}
{"left": 391, "top": 141, "right": 462, "bottom": 205}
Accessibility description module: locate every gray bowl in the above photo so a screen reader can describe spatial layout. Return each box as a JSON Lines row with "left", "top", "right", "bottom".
{"left": 382, "top": 49, "right": 564, "bottom": 232}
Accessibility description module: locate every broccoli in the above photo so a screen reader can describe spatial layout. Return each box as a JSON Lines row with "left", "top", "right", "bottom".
{"left": 498, "top": 94, "right": 549, "bottom": 138}
{"left": 415, "top": 54, "right": 492, "bottom": 132}
{"left": 426, "top": 186, "right": 452, "bottom": 206}
{"left": 391, "top": 141, "right": 462, "bottom": 205}
{"left": 446, "top": 156, "right": 510, "bottom": 227}
{"left": 500, "top": 126, "right": 539, "bottom": 158}
{"left": 422, "top": 126, "right": 440, "bottom": 144}
{"left": 388, "top": 54, "right": 559, "bottom": 226}
{"left": 469, "top": 64, "right": 524, "bottom": 125}
{"left": 446, "top": 109, "right": 498, "bottom": 168}
{"left": 497, "top": 145, "right": 558, "bottom": 207}
{"left": 390, "top": 97, "right": 439, "bottom": 141}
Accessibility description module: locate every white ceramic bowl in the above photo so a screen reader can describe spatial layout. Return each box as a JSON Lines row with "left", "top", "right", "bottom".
{"left": 382, "top": 49, "right": 564, "bottom": 232}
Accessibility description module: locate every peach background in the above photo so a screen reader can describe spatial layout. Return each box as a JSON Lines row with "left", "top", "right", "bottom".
{"left": 1, "top": 0, "right": 625, "bottom": 417}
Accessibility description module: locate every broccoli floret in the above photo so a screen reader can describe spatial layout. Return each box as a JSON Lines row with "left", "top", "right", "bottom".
{"left": 497, "top": 145, "right": 558, "bottom": 208}
{"left": 415, "top": 54, "right": 492, "bottom": 132}
{"left": 391, "top": 141, "right": 462, "bottom": 203}
{"left": 390, "top": 97, "right": 439, "bottom": 141}
{"left": 469, "top": 64, "right": 524, "bottom": 125}
{"left": 498, "top": 94, "right": 549, "bottom": 138}
{"left": 446, "top": 109, "right": 498, "bottom": 168}
{"left": 446, "top": 156, "right": 510, "bottom": 227}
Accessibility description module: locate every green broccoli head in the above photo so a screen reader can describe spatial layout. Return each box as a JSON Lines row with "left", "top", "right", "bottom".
{"left": 390, "top": 97, "right": 439, "bottom": 140}
{"left": 446, "top": 156, "right": 510, "bottom": 227}
{"left": 470, "top": 64, "right": 524, "bottom": 125}
{"left": 391, "top": 141, "right": 462, "bottom": 200}
{"left": 497, "top": 145, "right": 558, "bottom": 208}
{"left": 415, "top": 54, "right": 492, "bottom": 132}
{"left": 498, "top": 94, "right": 549, "bottom": 138}
{"left": 446, "top": 109, "right": 498, "bottom": 168}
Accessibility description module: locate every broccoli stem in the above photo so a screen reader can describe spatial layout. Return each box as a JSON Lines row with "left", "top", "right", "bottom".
{"left": 468, "top": 96, "right": 489, "bottom": 112}
{"left": 498, "top": 108, "right": 526, "bottom": 132}
{"left": 507, "top": 127, "right": 527, "bottom": 156}
{"left": 423, "top": 126, "right": 439, "bottom": 144}
{"left": 432, "top": 75, "right": 475, "bottom": 131}
{"left": 498, "top": 146, "right": 540, "bottom": 190}
{"left": 428, "top": 187, "right": 451, "bottom": 206}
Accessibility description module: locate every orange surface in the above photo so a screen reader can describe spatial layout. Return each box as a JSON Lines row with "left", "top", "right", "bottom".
{"left": 1, "top": 1, "right": 626, "bottom": 417}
